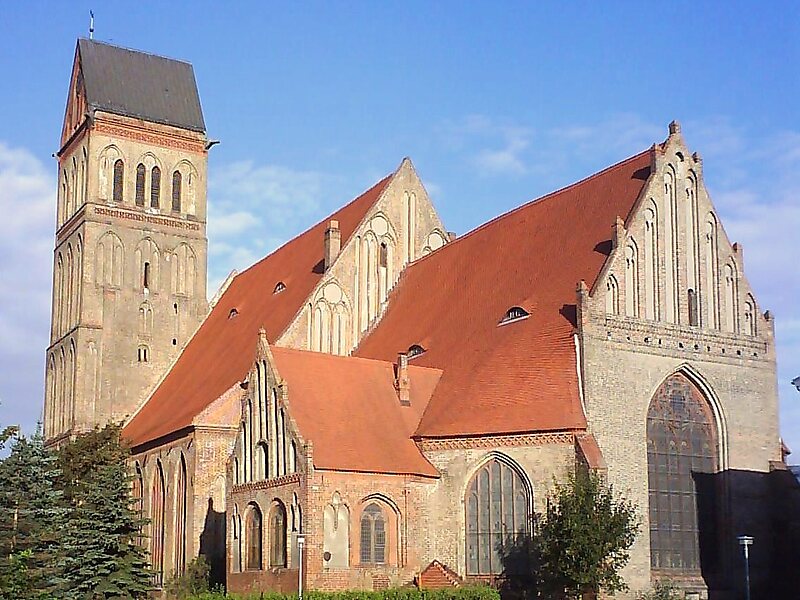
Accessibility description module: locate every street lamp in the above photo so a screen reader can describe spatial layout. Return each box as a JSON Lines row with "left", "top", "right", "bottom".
{"left": 297, "top": 534, "right": 305, "bottom": 600}
{"left": 738, "top": 535, "right": 753, "bottom": 600}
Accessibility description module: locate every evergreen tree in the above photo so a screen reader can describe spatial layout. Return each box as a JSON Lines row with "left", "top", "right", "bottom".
{"left": 59, "top": 425, "right": 151, "bottom": 599}
{"left": 0, "top": 428, "right": 67, "bottom": 599}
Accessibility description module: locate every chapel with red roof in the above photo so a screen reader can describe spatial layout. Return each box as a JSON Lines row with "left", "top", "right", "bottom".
{"left": 43, "top": 39, "right": 788, "bottom": 599}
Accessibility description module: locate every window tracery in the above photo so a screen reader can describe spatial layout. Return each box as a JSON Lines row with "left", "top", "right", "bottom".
{"left": 466, "top": 458, "right": 530, "bottom": 575}
{"left": 647, "top": 373, "right": 718, "bottom": 572}
{"left": 360, "top": 503, "right": 386, "bottom": 564}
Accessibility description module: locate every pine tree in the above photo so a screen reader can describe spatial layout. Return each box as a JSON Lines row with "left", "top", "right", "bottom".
{"left": 59, "top": 425, "right": 151, "bottom": 599}
{"left": 0, "top": 428, "right": 67, "bottom": 599}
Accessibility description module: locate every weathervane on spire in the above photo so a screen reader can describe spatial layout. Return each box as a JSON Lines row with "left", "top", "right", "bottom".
{"left": 89, "top": 11, "right": 94, "bottom": 39}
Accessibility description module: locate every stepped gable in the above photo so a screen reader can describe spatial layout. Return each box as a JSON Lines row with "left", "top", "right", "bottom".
{"left": 271, "top": 347, "right": 441, "bottom": 477}
{"left": 77, "top": 38, "right": 205, "bottom": 132}
{"left": 123, "top": 175, "right": 392, "bottom": 447}
{"left": 356, "top": 149, "right": 652, "bottom": 438}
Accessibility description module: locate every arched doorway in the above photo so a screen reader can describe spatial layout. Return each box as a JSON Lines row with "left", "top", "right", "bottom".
{"left": 647, "top": 372, "right": 719, "bottom": 574}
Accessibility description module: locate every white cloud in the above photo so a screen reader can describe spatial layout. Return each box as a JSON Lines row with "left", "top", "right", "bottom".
{"left": 0, "top": 142, "right": 55, "bottom": 432}
{"left": 207, "top": 161, "right": 340, "bottom": 285}
{"left": 441, "top": 115, "right": 533, "bottom": 176}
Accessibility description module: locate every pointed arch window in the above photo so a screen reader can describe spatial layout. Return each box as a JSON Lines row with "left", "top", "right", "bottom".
{"left": 135, "top": 164, "right": 146, "bottom": 206}
{"left": 112, "top": 159, "right": 124, "bottom": 203}
{"left": 466, "top": 458, "right": 530, "bottom": 575}
{"left": 688, "top": 289, "right": 699, "bottom": 326}
{"left": 647, "top": 373, "right": 718, "bottom": 572}
{"left": 172, "top": 171, "right": 182, "bottom": 212}
{"left": 269, "top": 502, "right": 287, "bottom": 568}
{"left": 150, "top": 166, "right": 161, "bottom": 208}
{"left": 246, "top": 503, "right": 263, "bottom": 570}
{"left": 175, "top": 454, "right": 188, "bottom": 575}
{"left": 360, "top": 503, "right": 386, "bottom": 564}
{"left": 150, "top": 462, "right": 166, "bottom": 586}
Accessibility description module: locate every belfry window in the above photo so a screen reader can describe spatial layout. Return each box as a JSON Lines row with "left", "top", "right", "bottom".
{"left": 360, "top": 503, "right": 386, "bottom": 564}
{"left": 466, "top": 458, "right": 530, "bottom": 575}
{"left": 499, "top": 306, "right": 530, "bottom": 325}
{"left": 112, "top": 159, "right": 124, "bottom": 203}
{"left": 137, "top": 345, "right": 150, "bottom": 363}
{"left": 150, "top": 166, "right": 161, "bottom": 208}
{"left": 143, "top": 262, "right": 151, "bottom": 290}
{"left": 172, "top": 171, "right": 182, "bottom": 212}
{"left": 135, "top": 164, "right": 146, "bottom": 206}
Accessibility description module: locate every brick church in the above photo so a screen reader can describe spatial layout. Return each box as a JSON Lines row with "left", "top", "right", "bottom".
{"left": 43, "top": 39, "right": 789, "bottom": 598}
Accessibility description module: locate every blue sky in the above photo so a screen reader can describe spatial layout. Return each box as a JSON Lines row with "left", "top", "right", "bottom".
{"left": 1, "top": 2, "right": 799, "bottom": 451}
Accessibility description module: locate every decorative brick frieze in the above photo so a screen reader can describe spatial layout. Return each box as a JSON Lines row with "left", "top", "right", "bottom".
{"left": 416, "top": 432, "right": 575, "bottom": 452}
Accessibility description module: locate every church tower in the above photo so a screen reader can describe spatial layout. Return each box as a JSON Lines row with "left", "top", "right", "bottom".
{"left": 44, "top": 39, "right": 209, "bottom": 443}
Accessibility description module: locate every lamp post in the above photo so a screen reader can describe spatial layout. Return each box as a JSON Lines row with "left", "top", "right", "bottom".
{"left": 297, "top": 534, "right": 305, "bottom": 600}
{"left": 738, "top": 535, "right": 753, "bottom": 600}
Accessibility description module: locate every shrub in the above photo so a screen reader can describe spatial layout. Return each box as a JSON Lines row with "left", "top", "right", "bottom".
{"left": 636, "top": 580, "right": 681, "bottom": 600}
{"left": 165, "top": 556, "right": 211, "bottom": 599}
{"left": 183, "top": 587, "right": 500, "bottom": 600}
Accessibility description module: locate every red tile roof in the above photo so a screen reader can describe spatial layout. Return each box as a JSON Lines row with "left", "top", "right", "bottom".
{"left": 123, "top": 175, "right": 393, "bottom": 447}
{"left": 271, "top": 347, "right": 441, "bottom": 477}
{"left": 356, "top": 150, "right": 652, "bottom": 438}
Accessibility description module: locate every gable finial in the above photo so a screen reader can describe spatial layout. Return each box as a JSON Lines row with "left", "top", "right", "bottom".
{"left": 668, "top": 120, "right": 681, "bottom": 135}
{"left": 89, "top": 11, "right": 94, "bottom": 40}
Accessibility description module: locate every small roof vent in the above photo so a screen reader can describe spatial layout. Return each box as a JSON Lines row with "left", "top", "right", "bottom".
{"left": 273, "top": 281, "right": 286, "bottom": 294}
{"left": 499, "top": 306, "right": 529, "bottom": 325}
{"left": 228, "top": 308, "right": 239, "bottom": 319}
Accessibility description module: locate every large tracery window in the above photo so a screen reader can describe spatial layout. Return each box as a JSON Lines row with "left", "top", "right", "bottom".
{"left": 647, "top": 373, "right": 718, "bottom": 573}
{"left": 466, "top": 458, "right": 530, "bottom": 575}
{"left": 360, "top": 503, "right": 386, "bottom": 564}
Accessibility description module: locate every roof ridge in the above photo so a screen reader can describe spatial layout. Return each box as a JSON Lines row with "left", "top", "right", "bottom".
{"left": 79, "top": 37, "right": 194, "bottom": 66}
{"left": 272, "top": 345, "right": 443, "bottom": 373}
{"left": 407, "top": 148, "right": 651, "bottom": 270}
{"left": 235, "top": 173, "right": 394, "bottom": 280}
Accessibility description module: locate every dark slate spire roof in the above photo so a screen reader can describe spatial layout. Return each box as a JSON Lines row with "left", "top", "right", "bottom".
{"left": 77, "top": 38, "right": 205, "bottom": 132}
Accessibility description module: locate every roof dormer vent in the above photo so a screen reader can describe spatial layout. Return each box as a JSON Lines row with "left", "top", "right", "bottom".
{"left": 499, "top": 306, "right": 529, "bottom": 325}
{"left": 407, "top": 344, "right": 426, "bottom": 359}
{"left": 228, "top": 308, "right": 239, "bottom": 319}
{"left": 273, "top": 281, "right": 286, "bottom": 294}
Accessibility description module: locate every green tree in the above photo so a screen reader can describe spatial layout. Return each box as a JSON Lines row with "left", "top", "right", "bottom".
{"left": 59, "top": 424, "right": 151, "bottom": 599}
{"left": 0, "top": 428, "right": 66, "bottom": 599}
{"left": 538, "top": 469, "right": 639, "bottom": 599}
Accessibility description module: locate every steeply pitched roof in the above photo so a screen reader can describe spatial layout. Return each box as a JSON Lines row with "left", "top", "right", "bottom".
{"left": 271, "top": 347, "right": 441, "bottom": 477}
{"left": 356, "top": 150, "right": 652, "bottom": 438}
{"left": 77, "top": 39, "right": 205, "bottom": 132}
{"left": 123, "top": 175, "right": 393, "bottom": 447}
